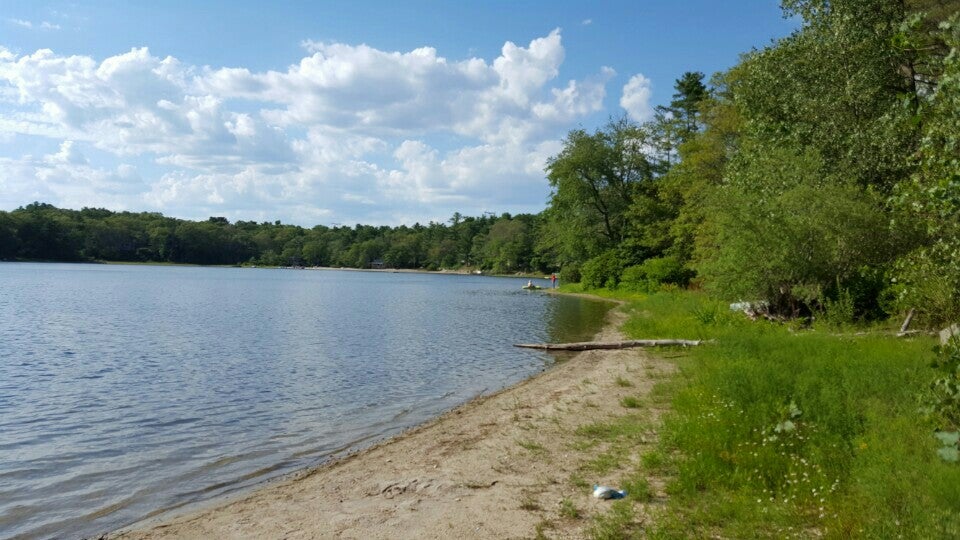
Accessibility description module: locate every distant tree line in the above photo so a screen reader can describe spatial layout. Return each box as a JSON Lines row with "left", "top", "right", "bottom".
{"left": 0, "top": 203, "right": 548, "bottom": 273}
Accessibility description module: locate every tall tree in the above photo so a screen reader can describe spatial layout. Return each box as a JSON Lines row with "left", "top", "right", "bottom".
{"left": 541, "top": 118, "right": 658, "bottom": 268}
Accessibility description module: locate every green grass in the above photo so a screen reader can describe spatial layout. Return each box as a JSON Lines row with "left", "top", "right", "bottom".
{"left": 569, "top": 472, "right": 590, "bottom": 489}
{"left": 572, "top": 289, "right": 960, "bottom": 538}
{"left": 575, "top": 414, "right": 648, "bottom": 441}
{"left": 582, "top": 448, "right": 628, "bottom": 475}
{"left": 615, "top": 376, "right": 634, "bottom": 387}
{"left": 559, "top": 498, "right": 581, "bottom": 519}
{"left": 620, "top": 396, "right": 641, "bottom": 408}
{"left": 588, "top": 500, "right": 643, "bottom": 540}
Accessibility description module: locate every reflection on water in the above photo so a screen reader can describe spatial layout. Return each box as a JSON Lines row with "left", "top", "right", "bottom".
{"left": 0, "top": 263, "right": 609, "bottom": 538}
{"left": 545, "top": 295, "right": 614, "bottom": 344}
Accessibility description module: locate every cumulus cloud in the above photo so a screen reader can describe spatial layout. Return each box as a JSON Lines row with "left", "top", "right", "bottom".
{"left": 620, "top": 73, "right": 654, "bottom": 122}
{"left": 0, "top": 142, "right": 144, "bottom": 211}
{"left": 0, "top": 30, "right": 622, "bottom": 224}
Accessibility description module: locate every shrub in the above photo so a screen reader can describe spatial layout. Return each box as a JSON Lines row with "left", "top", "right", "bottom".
{"left": 581, "top": 250, "right": 625, "bottom": 289}
{"left": 562, "top": 262, "right": 582, "bottom": 284}
{"left": 620, "top": 256, "right": 693, "bottom": 292}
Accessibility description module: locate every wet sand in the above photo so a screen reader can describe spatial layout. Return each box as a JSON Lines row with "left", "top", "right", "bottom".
{"left": 111, "top": 306, "right": 672, "bottom": 539}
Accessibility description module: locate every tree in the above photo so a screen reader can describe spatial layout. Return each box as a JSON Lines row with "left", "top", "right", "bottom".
{"left": 696, "top": 146, "right": 894, "bottom": 315}
{"left": 0, "top": 212, "right": 19, "bottom": 259}
{"left": 891, "top": 14, "right": 960, "bottom": 324}
{"left": 541, "top": 118, "right": 658, "bottom": 268}
{"left": 480, "top": 217, "right": 532, "bottom": 273}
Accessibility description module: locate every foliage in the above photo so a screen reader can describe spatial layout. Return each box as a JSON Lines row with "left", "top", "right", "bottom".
{"left": 561, "top": 261, "right": 582, "bottom": 284}
{"left": 924, "top": 338, "right": 960, "bottom": 436}
{"left": 580, "top": 249, "right": 625, "bottom": 290}
{"left": 890, "top": 14, "right": 960, "bottom": 325}
{"left": 820, "top": 285, "right": 856, "bottom": 328}
{"left": 697, "top": 152, "right": 893, "bottom": 315}
{"left": 0, "top": 204, "right": 551, "bottom": 273}
{"left": 540, "top": 117, "right": 660, "bottom": 268}
{"left": 620, "top": 256, "right": 693, "bottom": 293}
{"left": 735, "top": 0, "right": 919, "bottom": 193}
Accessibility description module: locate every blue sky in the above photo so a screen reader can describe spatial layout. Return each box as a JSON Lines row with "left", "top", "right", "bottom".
{"left": 0, "top": 1, "right": 797, "bottom": 226}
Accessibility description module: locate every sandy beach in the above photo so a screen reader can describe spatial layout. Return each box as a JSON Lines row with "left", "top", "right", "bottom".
{"left": 110, "top": 305, "right": 672, "bottom": 539}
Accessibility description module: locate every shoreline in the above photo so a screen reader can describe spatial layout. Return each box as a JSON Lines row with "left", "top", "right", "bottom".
{"left": 110, "top": 299, "right": 670, "bottom": 539}
{"left": 3, "top": 259, "right": 559, "bottom": 281}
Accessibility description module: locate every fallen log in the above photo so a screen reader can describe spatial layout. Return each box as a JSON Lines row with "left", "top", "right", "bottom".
{"left": 514, "top": 339, "right": 706, "bottom": 351}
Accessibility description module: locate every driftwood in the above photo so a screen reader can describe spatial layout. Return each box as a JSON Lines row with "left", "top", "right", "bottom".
{"left": 514, "top": 339, "right": 706, "bottom": 351}
{"left": 897, "top": 308, "right": 916, "bottom": 337}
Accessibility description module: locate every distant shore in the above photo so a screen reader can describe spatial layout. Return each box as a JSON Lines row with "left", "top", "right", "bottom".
{"left": 110, "top": 301, "right": 668, "bottom": 539}
{"left": 4, "top": 259, "right": 558, "bottom": 281}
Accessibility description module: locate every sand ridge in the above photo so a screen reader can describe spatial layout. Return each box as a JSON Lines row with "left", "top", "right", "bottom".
{"left": 111, "top": 306, "right": 672, "bottom": 539}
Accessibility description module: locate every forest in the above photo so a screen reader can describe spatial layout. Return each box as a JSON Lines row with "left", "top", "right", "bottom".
{"left": 0, "top": 203, "right": 544, "bottom": 274}
{"left": 3, "top": 0, "right": 959, "bottom": 326}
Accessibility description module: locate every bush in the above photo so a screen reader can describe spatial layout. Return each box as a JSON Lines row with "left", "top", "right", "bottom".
{"left": 620, "top": 256, "right": 693, "bottom": 292}
{"left": 562, "top": 262, "right": 582, "bottom": 284}
{"left": 581, "top": 250, "right": 625, "bottom": 289}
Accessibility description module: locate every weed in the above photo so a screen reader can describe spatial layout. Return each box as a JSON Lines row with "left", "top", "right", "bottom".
{"left": 517, "top": 439, "right": 546, "bottom": 453}
{"left": 620, "top": 396, "right": 641, "bottom": 408}
{"left": 588, "top": 500, "right": 642, "bottom": 540}
{"left": 640, "top": 450, "right": 665, "bottom": 470}
{"left": 520, "top": 493, "right": 542, "bottom": 511}
{"left": 569, "top": 439, "right": 598, "bottom": 451}
{"left": 615, "top": 376, "right": 634, "bottom": 387}
{"left": 621, "top": 472, "right": 653, "bottom": 503}
{"left": 559, "top": 498, "right": 581, "bottom": 519}
{"left": 533, "top": 520, "right": 552, "bottom": 540}
{"left": 575, "top": 414, "right": 647, "bottom": 441}
{"left": 569, "top": 472, "right": 590, "bottom": 489}
{"left": 582, "top": 448, "right": 626, "bottom": 474}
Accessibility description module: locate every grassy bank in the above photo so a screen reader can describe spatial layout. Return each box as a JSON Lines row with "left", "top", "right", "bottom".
{"left": 562, "top": 286, "right": 960, "bottom": 539}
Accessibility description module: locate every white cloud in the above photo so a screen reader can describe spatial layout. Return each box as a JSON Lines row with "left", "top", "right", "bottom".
{"left": 0, "top": 30, "right": 621, "bottom": 225}
{"left": 6, "top": 18, "right": 60, "bottom": 30}
{"left": 581, "top": 19, "right": 593, "bottom": 26}
{"left": 533, "top": 66, "right": 614, "bottom": 122}
{"left": 48, "top": 140, "right": 88, "bottom": 165}
{"left": 0, "top": 142, "right": 144, "bottom": 211}
{"left": 620, "top": 73, "right": 654, "bottom": 122}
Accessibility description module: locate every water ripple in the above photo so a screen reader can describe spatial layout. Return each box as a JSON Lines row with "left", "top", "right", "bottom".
{"left": 0, "top": 263, "right": 610, "bottom": 539}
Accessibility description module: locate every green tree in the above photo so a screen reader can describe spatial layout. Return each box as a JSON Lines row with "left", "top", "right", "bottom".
{"left": 540, "top": 118, "right": 658, "bottom": 268}
{"left": 891, "top": 14, "right": 960, "bottom": 324}
{"left": 0, "top": 212, "right": 19, "bottom": 259}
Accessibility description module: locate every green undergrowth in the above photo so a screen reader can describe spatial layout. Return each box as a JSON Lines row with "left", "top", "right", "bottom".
{"left": 577, "top": 289, "right": 960, "bottom": 539}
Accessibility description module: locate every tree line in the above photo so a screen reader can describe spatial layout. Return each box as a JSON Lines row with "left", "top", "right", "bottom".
{"left": 0, "top": 203, "right": 547, "bottom": 273}
{"left": 3, "top": 0, "right": 959, "bottom": 325}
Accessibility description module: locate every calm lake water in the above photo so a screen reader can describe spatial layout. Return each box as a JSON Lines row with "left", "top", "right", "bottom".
{"left": 0, "top": 263, "right": 610, "bottom": 539}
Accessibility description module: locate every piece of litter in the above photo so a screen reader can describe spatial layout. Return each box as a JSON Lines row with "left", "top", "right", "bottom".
{"left": 592, "top": 485, "right": 627, "bottom": 500}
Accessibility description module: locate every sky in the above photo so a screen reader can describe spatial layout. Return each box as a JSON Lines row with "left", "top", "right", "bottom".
{"left": 0, "top": 1, "right": 799, "bottom": 227}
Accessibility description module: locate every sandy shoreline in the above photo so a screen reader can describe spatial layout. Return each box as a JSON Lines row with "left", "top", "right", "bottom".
{"left": 110, "top": 304, "right": 671, "bottom": 539}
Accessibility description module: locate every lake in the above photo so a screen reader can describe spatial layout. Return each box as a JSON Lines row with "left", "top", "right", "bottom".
{"left": 0, "top": 263, "right": 610, "bottom": 539}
